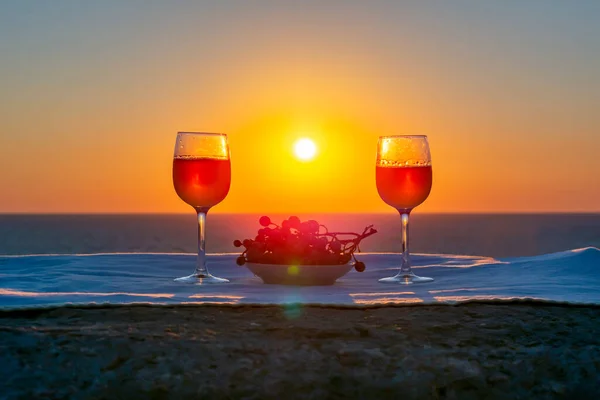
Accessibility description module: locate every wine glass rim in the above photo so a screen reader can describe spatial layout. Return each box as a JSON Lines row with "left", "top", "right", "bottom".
{"left": 379, "top": 134, "right": 428, "bottom": 139}
{"left": 177, "top": 131, "right": 227, "bottom": 136}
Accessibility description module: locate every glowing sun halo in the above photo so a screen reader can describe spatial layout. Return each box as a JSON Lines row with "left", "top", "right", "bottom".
{"left": 293, "top": 138, "right": 317, "bottom": 161}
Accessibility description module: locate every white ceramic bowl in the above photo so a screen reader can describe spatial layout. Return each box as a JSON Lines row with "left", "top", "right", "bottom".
{"left": 245, "top": 262, "right": 354, "bottom": 286}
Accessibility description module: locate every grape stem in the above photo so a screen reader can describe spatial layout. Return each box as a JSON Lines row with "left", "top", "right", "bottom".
{"left": 319, "top": 224, "right": 376, "bottom": 238}
{"left": 329, "top": 225, "right": 377, "bottom": 254}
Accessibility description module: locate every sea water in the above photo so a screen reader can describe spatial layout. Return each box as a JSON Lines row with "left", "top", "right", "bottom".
{"left": 0, "top": 213, "right": 598, "bottom": 257}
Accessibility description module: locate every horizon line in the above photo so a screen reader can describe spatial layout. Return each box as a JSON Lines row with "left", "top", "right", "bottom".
{"left": 0, "top": 211, "right": 599, "bottom": 216}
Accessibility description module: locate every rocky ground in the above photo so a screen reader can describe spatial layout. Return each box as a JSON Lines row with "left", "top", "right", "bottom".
{"left": 2, "top": 303, "right": 600, "bottom": 399}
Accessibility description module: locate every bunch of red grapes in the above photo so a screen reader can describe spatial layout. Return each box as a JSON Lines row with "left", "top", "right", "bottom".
{"left": 234, "top": 216, "right": 377, "bottom": 272}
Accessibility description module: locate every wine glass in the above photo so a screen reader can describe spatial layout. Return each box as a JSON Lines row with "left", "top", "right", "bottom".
{"left": 376, "top": 135, "right": 433, "bottom": 284}
{"left": 172, "top": 132, "right": 231, "bottom": 284}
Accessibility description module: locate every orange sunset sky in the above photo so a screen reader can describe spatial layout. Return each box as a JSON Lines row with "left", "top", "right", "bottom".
{"left": 1, "top": 1, "right": 599, "bottom": 214}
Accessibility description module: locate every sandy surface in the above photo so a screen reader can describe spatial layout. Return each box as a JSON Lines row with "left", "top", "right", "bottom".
{"left": 2, "top": 303, "right": 600, "bottom": 399}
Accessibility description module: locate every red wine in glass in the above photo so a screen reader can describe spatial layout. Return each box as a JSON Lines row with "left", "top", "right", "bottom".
{"left": 376, "top": 165, "right": 432, "bottom": 211}
{"left": 173, "top": 157, "right": 231, "bottom": 209}
{"left": 376, "top": 135, "right": 434, "bottom": 284}
{"left": 172, "top": 132, "right": 231, "bottom": 284}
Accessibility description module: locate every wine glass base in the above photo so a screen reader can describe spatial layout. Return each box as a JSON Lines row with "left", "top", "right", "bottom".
{"left": 174, "top": 273, "right": 229, "bottom": 284}
{"left": 379, "top": 273, "right": 433, "bottom": 285}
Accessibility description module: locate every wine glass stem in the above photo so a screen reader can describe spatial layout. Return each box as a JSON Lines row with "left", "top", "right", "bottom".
{"left": 398, "top": 212, "right": 412, "bottom": 275}
{"left": 195, "top": 208, "right": 210, "bottom": 276}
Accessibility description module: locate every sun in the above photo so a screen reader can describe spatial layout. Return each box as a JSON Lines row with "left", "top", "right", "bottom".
{"left": 293, "top": 138, "right": 317, "bottom": 161}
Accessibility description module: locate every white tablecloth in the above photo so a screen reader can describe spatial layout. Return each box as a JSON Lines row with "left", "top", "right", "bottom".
{"left": 1, "top": 248, "right": 599, "bottom": 309}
